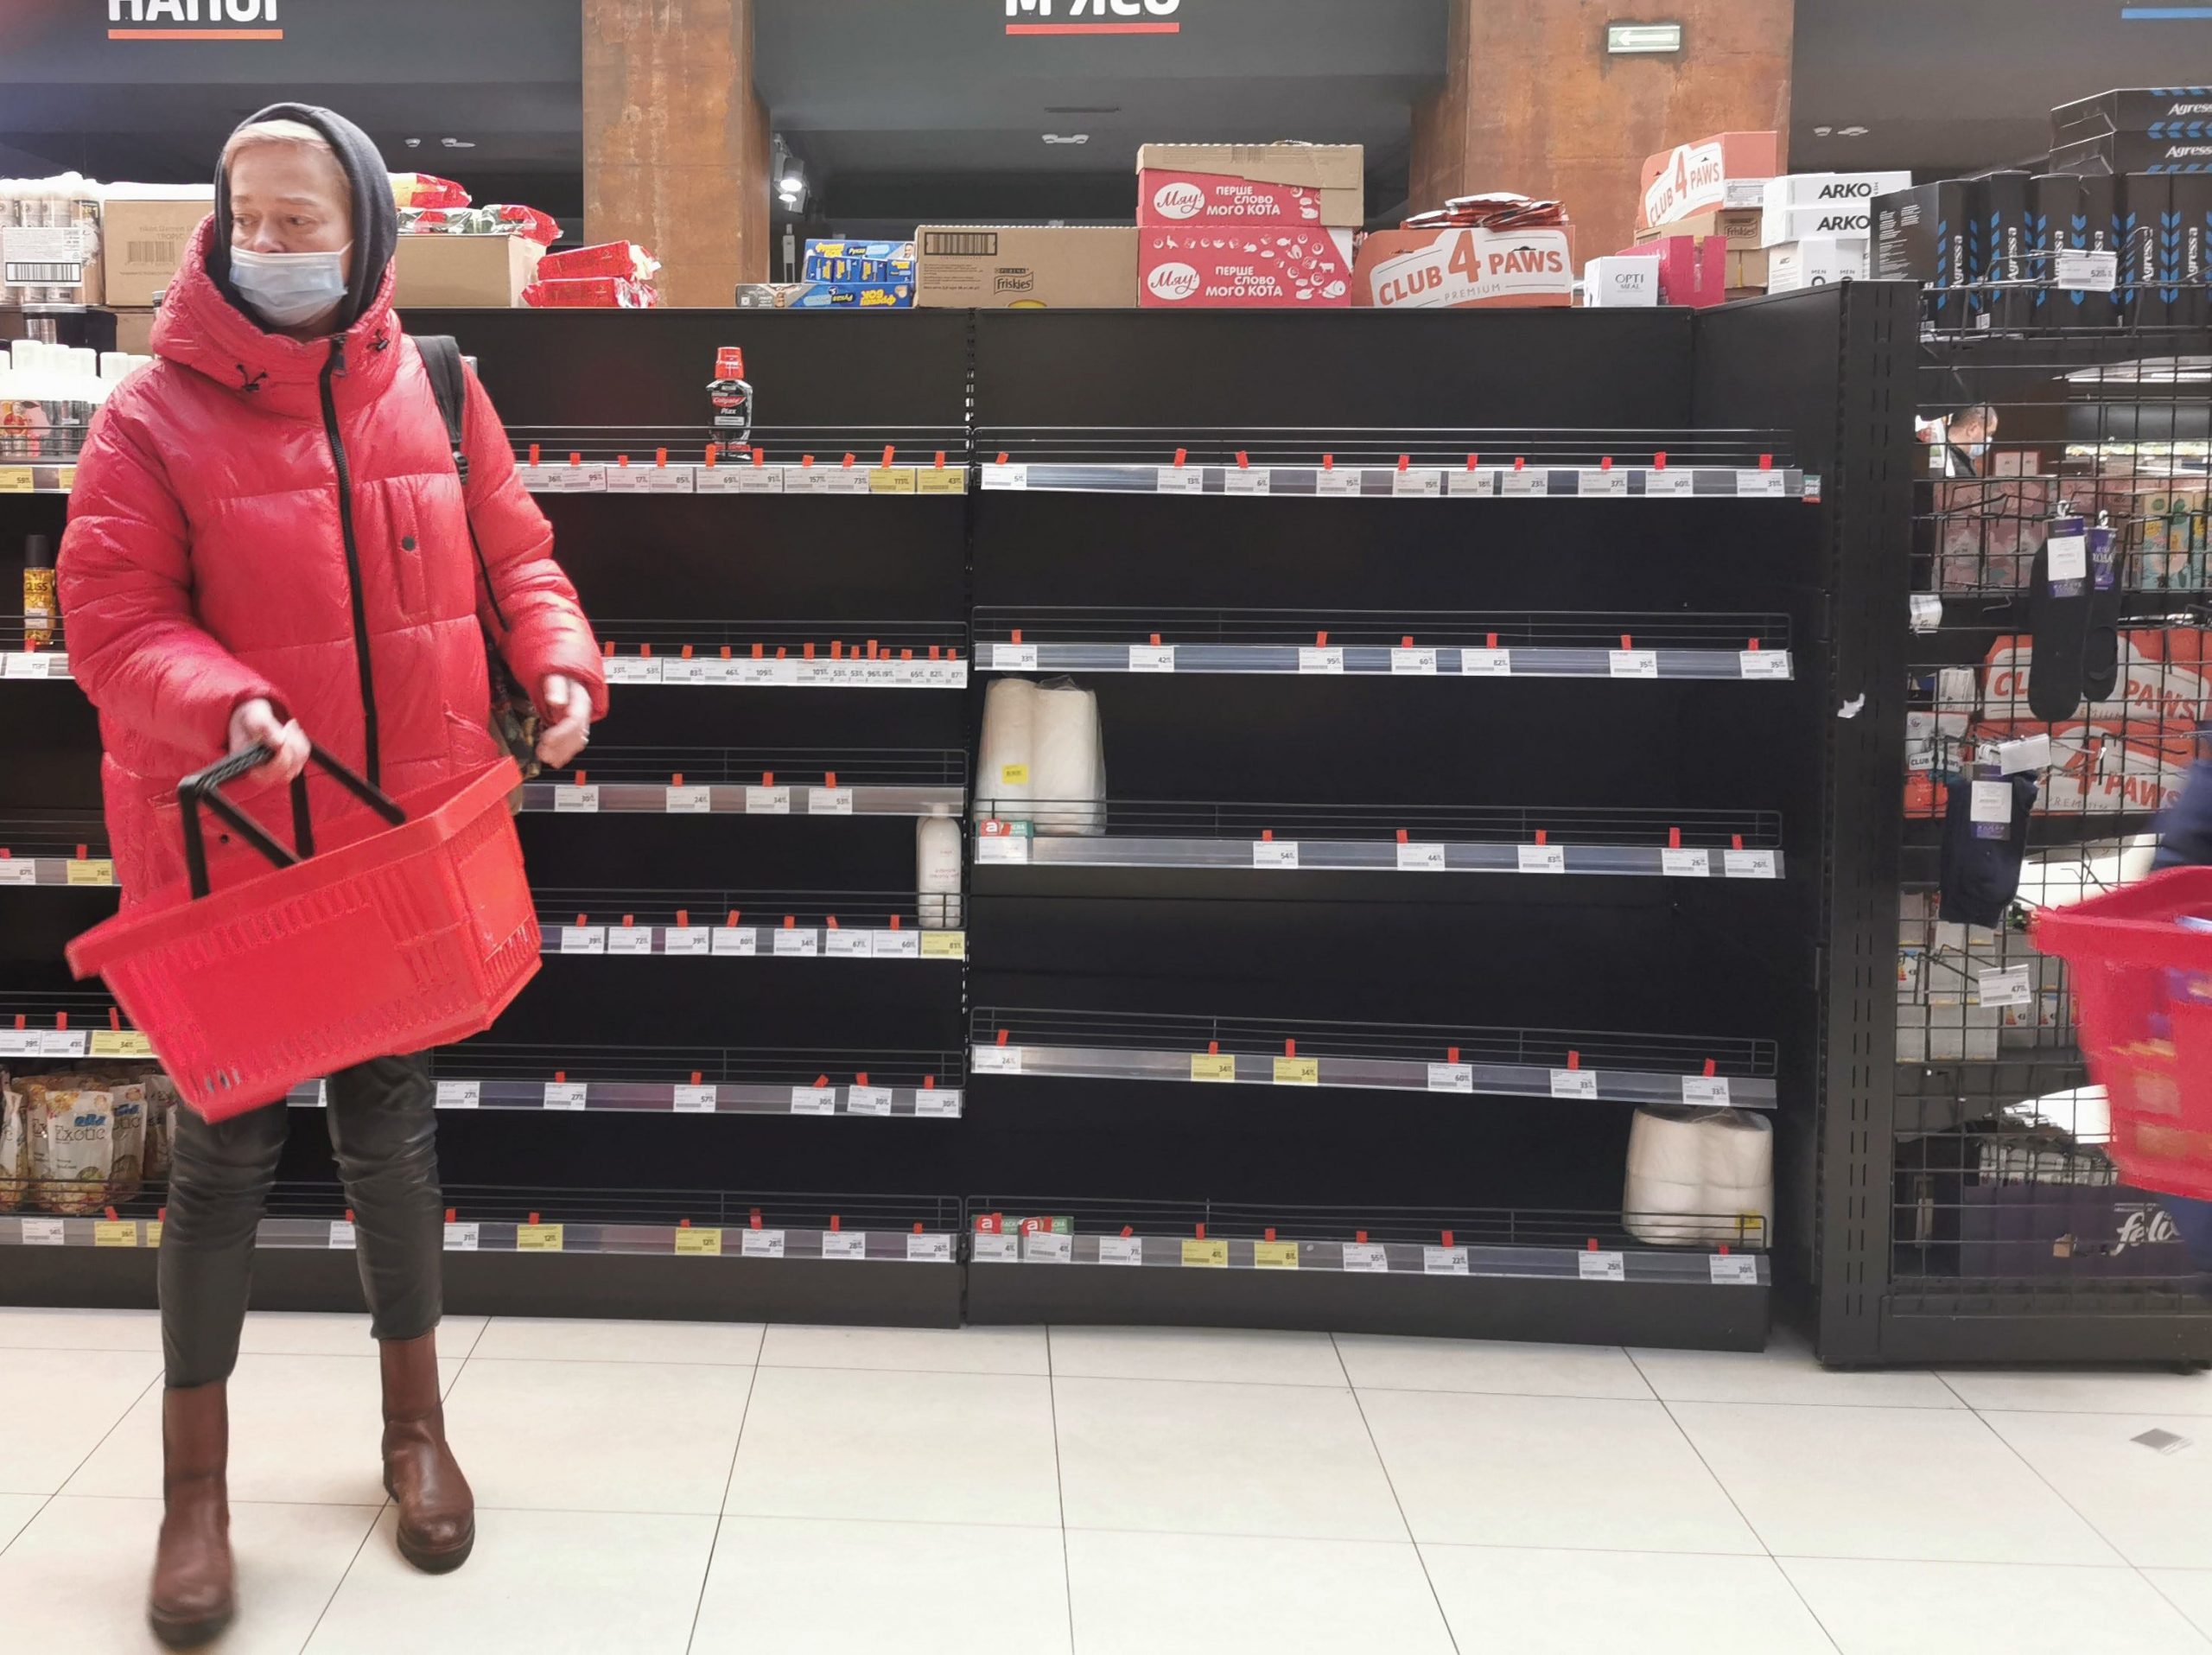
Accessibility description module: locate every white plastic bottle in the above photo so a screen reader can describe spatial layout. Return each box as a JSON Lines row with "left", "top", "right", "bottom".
{"left": 918, "top": 812, "right": 963, "bottom": 931}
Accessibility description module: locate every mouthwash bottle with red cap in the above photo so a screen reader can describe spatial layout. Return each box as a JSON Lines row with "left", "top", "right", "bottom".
{"left": 709, "top": 347, "right": 753, "bottom": 447}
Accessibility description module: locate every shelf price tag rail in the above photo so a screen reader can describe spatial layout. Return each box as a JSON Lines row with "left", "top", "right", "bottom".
{"left": 290, "top": 1077, "right": 965, "bottom": 1120}
{"left": 507, "top": 423, "right": 971, "bottom": 497}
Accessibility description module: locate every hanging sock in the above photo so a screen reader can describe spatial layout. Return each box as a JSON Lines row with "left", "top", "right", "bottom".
{"left": 1938, "top": 768, "right": 2037, "bottom": 928}
{"left": 2026, "top": 512, "right": 2092, "bottom": 722}
{"left": 2082, "top": 516, "right": 2123, "bottom": 703}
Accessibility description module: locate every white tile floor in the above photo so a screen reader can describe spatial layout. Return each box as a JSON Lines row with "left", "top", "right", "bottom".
{"left": 3, "top": 1310, "right": 2212, "bottom": 1653}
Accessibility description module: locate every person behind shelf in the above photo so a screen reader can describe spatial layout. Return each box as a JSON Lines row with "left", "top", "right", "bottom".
{"left": 57, "top": 105, "right": 606, "bottom": 1648}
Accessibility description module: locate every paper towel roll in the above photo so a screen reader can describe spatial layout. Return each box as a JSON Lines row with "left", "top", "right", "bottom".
{"left": 979, "top": 678, "right": 1039, "bottom": 824}
{"left": 1032, "top": 679, "right": 1105, "bottom": 836}
{"left": 1624, "top": 1105, "right": 1774, "bottom": 1247}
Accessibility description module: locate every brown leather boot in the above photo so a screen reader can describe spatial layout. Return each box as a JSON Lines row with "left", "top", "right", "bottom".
{"left": 380, "top": 1330, "right": 474, "bottom": 1573}
{"left": 149, "top": 1381, "right": 234, "bottom": 1649}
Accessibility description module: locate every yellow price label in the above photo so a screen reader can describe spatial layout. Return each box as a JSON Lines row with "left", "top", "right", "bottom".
{"left": 94, "top": 1220, "right": 138, "bottom": 1248}
{"left": 868, "top": 467, "right": 918, "bottom": 494}
{"left": 921, "top": 932, "right": 966, "bottom": 959}
{"left": 918, "top": 467, "right": 967, "bottom": 495}
{"left": 1181, "top": 1238, "right": 1230, "bottom": 1269}
{"left": 1272, "top": 1056, "right": 1319, "bottom": 1086}
{"left": 88, "top": 1029, "right": 153, "bottom": 1059}
{"left": 675, "top": 1227, "right": 723, "bottom": 1256}
{"left": 1000, "top": 763, "right": 1030, "bottom": 786}
{"left": 67, "top": 859, "right": 115, "bottom": 887}
{"left": 55, "top": 467, "right": 75, "bottom": 493}
{"left": 516, "top": 1223, "right": 564, "bottom": 1252}
{"left": 1190, "top": 1053, "right": 1236, "bottom": 1083}
{"left": 1254, "top": 1239, "right": 1300, "bottom": 1270}
{"left": 0, "top": 468, "right": 31, "bottom": 494}
{"left": 145, "top": 1219, "right": 163, "bottom": 1249}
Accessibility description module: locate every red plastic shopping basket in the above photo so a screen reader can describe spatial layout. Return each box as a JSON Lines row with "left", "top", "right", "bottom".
{"left": 2034, "top": 866, "right": 2212, "bottom": 1201}
{"left": 66, "top": 743, "right": 540, "bottom": 1121}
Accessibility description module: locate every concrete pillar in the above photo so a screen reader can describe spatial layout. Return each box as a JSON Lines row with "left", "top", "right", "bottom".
{"left": 1410, "top": 0, "right": 1792, "bottom": 261}
{"left": 582, "top": 0, "right": 771, "bottom": 306}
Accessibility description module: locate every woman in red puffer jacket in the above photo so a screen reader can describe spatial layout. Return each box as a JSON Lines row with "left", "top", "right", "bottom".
{"left": 59, "top": 104, "right": 605, "bottom": 1648}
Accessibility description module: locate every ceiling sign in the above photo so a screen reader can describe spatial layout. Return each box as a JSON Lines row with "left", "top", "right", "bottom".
{"left": 107, "top": 0, "right": 283, "bottom": 41}
{"left": 1006, "top": 0, "right": 1182, "bottom": 35}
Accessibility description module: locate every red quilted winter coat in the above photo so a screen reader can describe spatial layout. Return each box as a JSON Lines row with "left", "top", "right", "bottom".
{"left": 60, "top": 218, "right": 606, "bottom": 901}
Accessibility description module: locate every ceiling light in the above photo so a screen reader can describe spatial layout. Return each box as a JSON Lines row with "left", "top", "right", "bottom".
{"left": 780, "top": 172, "right": 804, "bottom": 192}
{"left": 1813, "top": 125, "right": 1833, "bottom": 137}
{"left": 1043, "top": 133, "right": 1090, "bottom": 145}
{"left": 1838, "top": 125, "right": 1869, "bottom": 137}
{"left": 440, "top": 137, "right": 475, "bottom": 149}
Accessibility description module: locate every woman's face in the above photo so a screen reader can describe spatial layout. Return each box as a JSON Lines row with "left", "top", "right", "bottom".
{"left": 227, "top": 142, "right": 352, "bottom": 262}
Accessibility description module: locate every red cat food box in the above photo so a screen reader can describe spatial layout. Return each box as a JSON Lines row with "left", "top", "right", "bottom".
{"left": 1351, "top": 224, "right": 1575, "bottom": 309}
{"left": 1137, "top": 143, "right": 1363, "bottom": 309}
{"left": 1638, "top": 130, "right": 1782, "bottom": 231}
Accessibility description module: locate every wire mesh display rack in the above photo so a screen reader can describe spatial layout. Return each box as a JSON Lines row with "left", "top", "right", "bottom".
{"left": 1895, "top": 314, "right": 2212, "bottom": 1351}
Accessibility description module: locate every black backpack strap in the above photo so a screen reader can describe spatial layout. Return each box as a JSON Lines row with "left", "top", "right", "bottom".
{"left": 410, "top": 333, "right": 510, "bottom": 633}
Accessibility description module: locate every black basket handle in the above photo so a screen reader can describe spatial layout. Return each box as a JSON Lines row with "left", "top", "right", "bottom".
{"left": 179, "top": 741, "right": 407, "bottom": 900}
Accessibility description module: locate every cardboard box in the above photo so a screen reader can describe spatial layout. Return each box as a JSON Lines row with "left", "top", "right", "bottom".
{"left": 1763, "top": 171, "right": 1912, "bottom": 212}
{"left": 786, "top": 279, "right": 912, "bottom": 309}
{"left": 916, "top": 226, "right": 1137, "bottom": 308}
{"left": 1875, "top": 181, "right": 1973, "bottom": 325}
{"left": 1768, "top": 238, "right": 1867, "bottom": 292}
{"left": 106, "top": 306, "right": 156, "bottom": 357}
{"left": 1582, "top": 256, "right": 1659, "bottom": 307}
{"left": 1621, "top": 234, "right": 1728, "bottom": 307}
{"left": 1760, "top": 199, "right": 1872, "bottom": 248}
{"left": 1137, "top": 143, "right": 1364, "bottom": 230}
{"left": 1, "top": 208, "right": 103, "bottom": 304}
{"left": 2054, "top": 86, "right": 2212, "bottom": 145}
{"left": 394, "top": 234, "right": 543, "bottom": 308}
{"left": 1142, "top": 226, "right": 1356, "bottom": 309}
{"left": 2051, "top": 131, "right": 2212, "bottom": 175}
{"left": 1635, "top": 207, "right": 1763, "bottom": 250}
{"left": 1727, "top": 248, "right": 1770, "bottom": 290}
{"left": 1637, "top": 130, "right": 1781, "bottom": 230}
{"left": 101, "top": 195, "right": 211, "bottom": 307}
{"left": 1351, "top": 225, "right": 1573, "bottom": 309}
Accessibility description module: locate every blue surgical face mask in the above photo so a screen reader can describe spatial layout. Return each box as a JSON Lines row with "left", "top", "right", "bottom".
{"left": 229, "top": 243, "right": 351, "bottom": 329}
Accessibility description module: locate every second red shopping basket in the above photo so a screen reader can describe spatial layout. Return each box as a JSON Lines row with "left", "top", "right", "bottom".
{"left": 2034, "top": 866, "right": 2212, "bottom": 1201}
{"left": 67, "top": 744, "right": 539, "bottom": 1121}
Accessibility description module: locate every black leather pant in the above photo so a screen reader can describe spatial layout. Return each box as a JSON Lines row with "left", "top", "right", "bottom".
{"left": 160, "top": 1054, "right": 442, "bottom": 1388}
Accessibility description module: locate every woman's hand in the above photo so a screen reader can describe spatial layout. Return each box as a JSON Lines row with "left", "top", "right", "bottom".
{"left": 227, "top": 697, "right": 310, "bottom": 782}
{"left": 536, "top": 674, "right": 591, "bottom": 768}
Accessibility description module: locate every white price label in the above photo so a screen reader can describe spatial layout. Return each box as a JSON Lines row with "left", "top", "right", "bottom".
{"left": 790, "top": 1087, "right": 839, "bottom": 1116}
{"left": 603, "top": 657, "right": 658, "bottom": 684}
{"left": 2055, "top": 248, "right": 2118, "bottom": 291}
{"left": 1971, "top": 780, "right": 2013, "bottom": 825}
{"left": 664, "top": 927, "right": 711, "bottom": 957}
{"left": 543, "top": 1084, "right": 588, "bottom": 1111}
{"left": 1609, "top": 650, "right": 1660, "bottom": 679}
{"left": 1396, "top": 843, "right": 1447, "bottom": 871}
{"left": 810, "top": 788, "right": 855, "bottom": 815}
{"left": 873, "top": 930, "right": 921, "bottom": 958}
{"left": 745, "top": 786, "right": 791, "bottom": 815}
{"left": 329, "top": 1220, "right": 357, "bottom": 1249}
{"left": 1500, "top": 468, "right": 1547, "bottom": 496}
{"left": 976, "top": 831, "right": 1030, "bottom": 865}
{"left": 906, "top": 1233, "right": 952, "bottom": 1263}
{"left": 1682, "top": 1075, "right": 1733, "bottom": 1106}
{"left": 1099, "top": 1235, "right": 1145, "bottom": 1266}
{"left": 560, "top": 927, "right": 607, "bottom": 954}
{"left": 608, "top": 927, "right": 657, "bottom": 955}
{"left": 1551, "top": 1068, "right": 1599, "bottom": 1100}
{"left": 0, "top": 860, "right": 37, "bottom": 884}
{"left": 660, "top": 658, "right": 710, "bottom": 686}
{"left": 825, "top": 930, "right": 874, "bottom": 958}
{"left": 552, "top": 785, "right": 601, "bottom": 813}
{"left": 974, "top": 1045, "right": 1023, "bottom": 1074}
{"left": 1461, "top": 649, "right": 1512, "bottom": 677}
{"left": 38, "top": 1030, "right": 86, "bottom": 1057}
{"left": 1394, "top": 468, "right": 1443, "bottom": 497}
{"left": 1316, "top": 468, "right": 1363, "bottom": 498}
{"left": 1024, "top": 1230, "right": 1073, "bottom": 1262}
{"left": 822, "top": 1232, "right": 868, "bottom": 1260}
{"left": 1224, "top": 467, "right": 1269, "bottom": 495}
{"left": 2048, "top": 533, "right": 2088, "bottom": 582}
{"left": 1579, "top": 1250, "right": 1627, "bottom": 1282}
{"left": 993, "top": 643, "right": 1039, "bottom": 672}
{"left": 1128, "top": 645, "right": 1176, "bottom": 672}
{"left": 773, "top": 927, "right": 820, "bottom": 958}
{"left": 1252, "top": 842, "right": 1300, "bottom": 869}
{"left": 1996, "top": 733, "right": 2053, "bottom": 776}
{"left": 1645, "top": 468, "right": 1694, "bottom": 497}
{"left": 1427, "top": 1063, "right": 1474, "bottom": 1093}
{"left": 672, "top": 1085, "right": 718, "bottom": 1114}
{"left": 915, "top": 1089, "right": 962, "bottom": 1117}
{"left": 1580, "top": 468, "right": 1629, "bottom": 497}
{"left": 664, "top": 786, "right": 712, "bottom": 814}
{"left": 971, "top": 1232, "right": 1019, "bottom": 1263}
{"left": 699, "top": 659, "right": 741, "bottom": 685}
{"left": 1156, "top": 466, "right": 1205, "bottom": 494}
{"left": 1979, "top": 964, "right": 2034, "bottom": 1009}
{"left": 444, "top": 1222, "right": 480, "bottom": 1252}
{"left": 1297, "top": 646, "right": 1344, "bottom": 674}
{"left": 1910, "top": 594, "right": 1944, "bottom": 633}
{"left": 1736, "top": 469, "right": 1788, "bottom": 497}
{"left": 738, "top": 659, "right": 796, "bottom": 686}
{"left": 982, "top": 463, "right": 1028, "bottom": 491}
{"left": 1390, "top": 647, "right": 1439, "bottom": 676}
{"left": 1424, "top": 1245, "right": 1471, "bottom": 1275}
{"left": 21, "top": 1218, "right": 64, "bottom": 1246}
{"left": 711, "top": 927, "right": 758, "bottom": 956}
{"left": 1518, "top": 844, "right": 1566, "bottom": 875}
{"left": 847, "top": 1085, "right": 894, "bottom": 1116}
{"left": 435, "top": 1080, "right": 481, "bottom": 1110}
{"left": 741, "top": 1228, "right": 785, "bottom": 1258}
{"left": 1724, "top": 850, "right": 1778, "bottom": 879}
{"left": 1738, "top": 652, "right": 1790, "bottom": 680}
{"left": 1710, "top": 1254, "right": 1761, "bottom": 1285}
{"left": 1341, "top": 1243, "right": 1390, "bottom": 1273}
{"left": 1662, "top": 849, "right": 1711, "bottom": 878}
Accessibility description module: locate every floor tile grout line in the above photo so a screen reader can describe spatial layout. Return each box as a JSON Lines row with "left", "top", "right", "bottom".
{"left": 1622, "top": 1347, "right": 1845, "bottom": 1655}
{"left": 1046, "top": 1326, "right": 1079, "bottom": 1655}
{"left": 42, "top": 1364, "right": 164, "bottom": 1515}
{"left": 296, "top": 1497, "right": 392, "bottom": 1655}
{"left": 682, "top": 1328, "right": 765, "bottom": 1655}
{"left": 1332, "top": 1332, "right": 1462, "bottom": 1655}
{"left": 1956, "top": 1394, "right": 2137, "bottom": 1568}
{"left": 2140, "top": 1567, "right": 2212, "bottom": 1649}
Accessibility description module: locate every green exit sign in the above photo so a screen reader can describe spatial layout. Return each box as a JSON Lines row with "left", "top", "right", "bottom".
{"left": 1607, "top": 22, "right": 1684, "bottom": 52}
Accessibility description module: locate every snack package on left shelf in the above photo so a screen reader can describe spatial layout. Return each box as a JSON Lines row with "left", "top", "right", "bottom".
{"left": 389, "top": 171, "right": 469, "bottom": 210}
{"left": 539, "top": 240, "right": 660, "bottom": 283}
{"left": 22, "top": 1073, "right": 117, "bottom": 1215}
{"left": 524, "top": 276, "right": 661, "bottom": 309}
{"left": 0, "top": 1071, "right": 25, "bottom": 1212}
{"left": 399, "top": 204, "right": 561, "bottom": 245}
